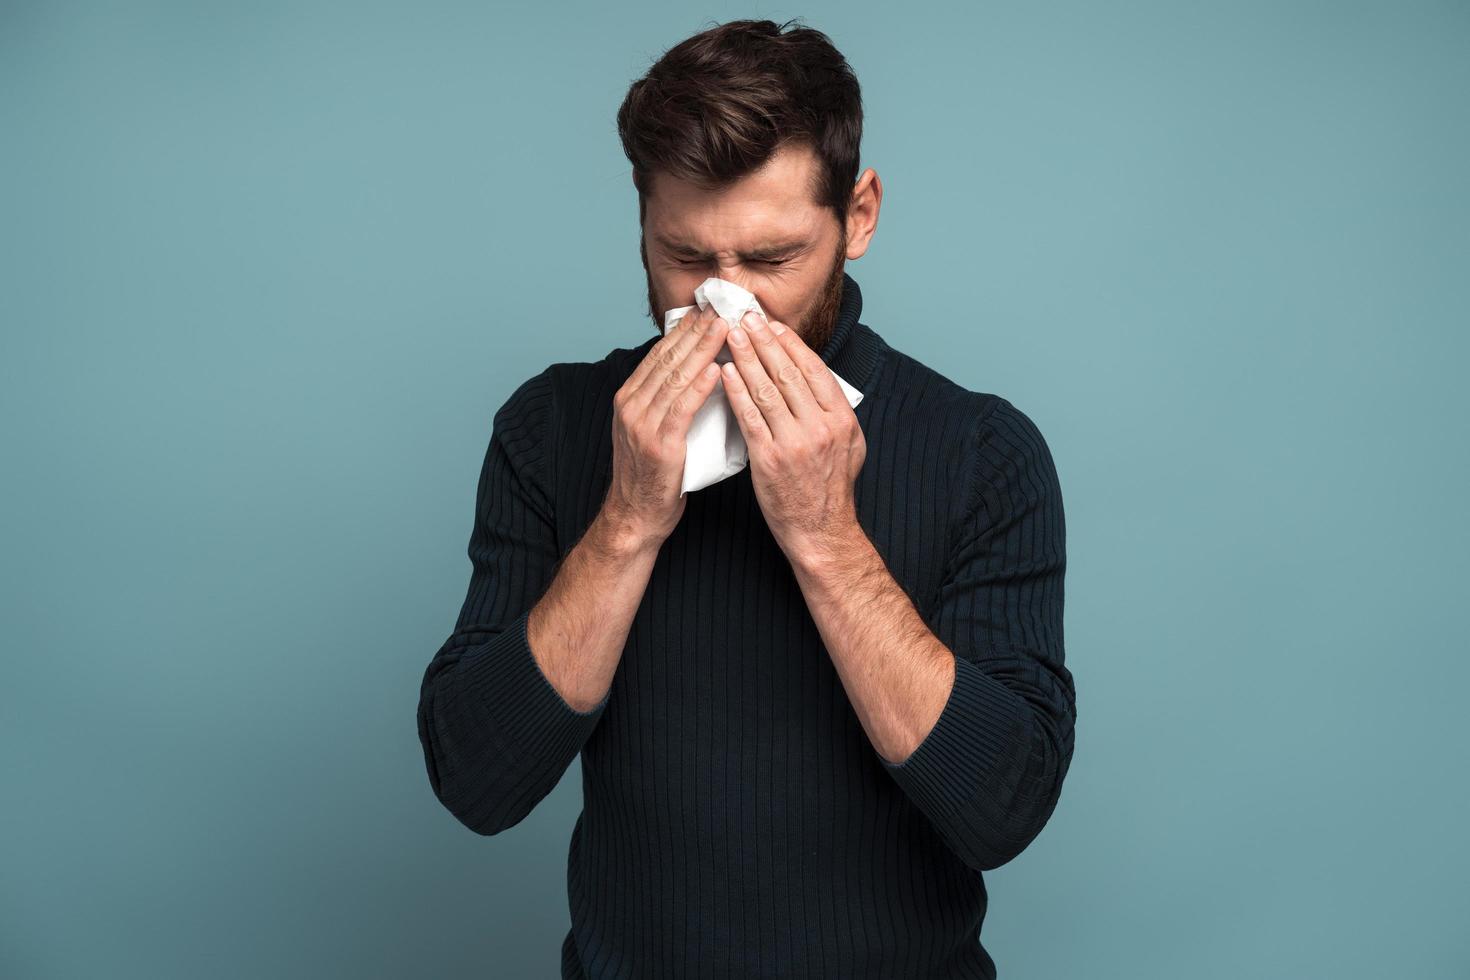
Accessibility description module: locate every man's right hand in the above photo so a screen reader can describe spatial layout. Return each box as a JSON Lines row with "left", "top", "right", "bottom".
{"left": 599, "top": 302, "right": 731, "bottom": 552}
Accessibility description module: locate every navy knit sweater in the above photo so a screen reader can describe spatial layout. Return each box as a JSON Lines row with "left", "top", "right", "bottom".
{"left": 417, "top": 272, "right": 1076, "bottom": 979}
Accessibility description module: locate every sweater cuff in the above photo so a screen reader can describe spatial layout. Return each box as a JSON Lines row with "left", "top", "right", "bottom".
{"left": 452, "top": 608, "right": 609, "bottom": 766}
{"left": 879, "top": 653, "right": 1029, "bottom": 815}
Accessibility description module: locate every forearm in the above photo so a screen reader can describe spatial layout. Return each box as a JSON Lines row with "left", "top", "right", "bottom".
{"left": 789, "top": 520, "right": 1073, "bottom": 871}
{"left": 787, "top": 523, "right": 955, "bottom": 765}
{"left": 526, "top": 505, "right": 662, "bottom": 713}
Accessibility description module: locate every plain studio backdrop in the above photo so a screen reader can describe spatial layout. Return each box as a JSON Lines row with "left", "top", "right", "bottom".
{"left": 2, "top": 2, "right": 1465, "bottom": 977}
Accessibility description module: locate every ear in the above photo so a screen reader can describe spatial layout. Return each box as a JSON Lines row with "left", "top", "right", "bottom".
{"left": 844, "top": 168, "right": 883, "bottom": 260}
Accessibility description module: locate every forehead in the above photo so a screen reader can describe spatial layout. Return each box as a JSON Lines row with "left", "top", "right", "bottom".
{"left": 644, "top": 142, "right": 827, "bottom": 246}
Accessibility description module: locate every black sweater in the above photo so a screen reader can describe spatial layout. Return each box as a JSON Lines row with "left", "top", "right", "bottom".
{"left": 417, "top": 272, "right": 1076, "bottom": 979}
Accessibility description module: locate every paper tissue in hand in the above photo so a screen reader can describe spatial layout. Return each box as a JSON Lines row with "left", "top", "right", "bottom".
{"left": 662, "top": 277, "right": 865, "bottom": 495}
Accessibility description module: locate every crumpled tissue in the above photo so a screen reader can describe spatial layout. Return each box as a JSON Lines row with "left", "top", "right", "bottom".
{"left": 662, "top": 277, "right": 864, "bottom": 495}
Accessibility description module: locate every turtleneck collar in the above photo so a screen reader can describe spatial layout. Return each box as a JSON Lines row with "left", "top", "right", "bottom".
{"left": 818, "top": 271, "right": 886, "bottom": 395}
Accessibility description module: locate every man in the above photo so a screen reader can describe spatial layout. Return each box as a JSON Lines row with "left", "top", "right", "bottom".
{"left": 418, "top": 18, "right": 1076, "bottom": 979}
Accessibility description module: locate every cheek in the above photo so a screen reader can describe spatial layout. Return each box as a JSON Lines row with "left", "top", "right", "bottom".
{"left": 650, "top": 265, "right": 689, "bottom": 284}
{"left": 749, "top": 269, "right": 815, "bottom": 322}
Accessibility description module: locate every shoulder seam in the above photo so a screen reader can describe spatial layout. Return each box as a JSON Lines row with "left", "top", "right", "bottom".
{"left": 493, "top": 366, "right": 558, "bottom": 532}
{"left": 931, "top": 393, "right": 1005, "bottom": 602}
{"left": 963, "top": 391, "right": 1010, "bottom": 516}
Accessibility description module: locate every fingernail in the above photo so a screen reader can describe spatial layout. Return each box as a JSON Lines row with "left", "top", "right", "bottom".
{"left": 767, "top": 318, "right": 785, "bottom": 335}
{"left": 743, "top": 312, "right": 764, "bottom": 331}
{"left": 729, "top": 326, "right": 747, "bottom": 345}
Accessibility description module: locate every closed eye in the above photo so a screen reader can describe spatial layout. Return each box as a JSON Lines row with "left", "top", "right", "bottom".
{"left": 676, "top": 258, "right": 787, "bottom": 266}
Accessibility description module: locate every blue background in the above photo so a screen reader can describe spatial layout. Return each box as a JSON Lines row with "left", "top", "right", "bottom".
{"left": 3, "top": 2, "right": 1466, "bottom": 977}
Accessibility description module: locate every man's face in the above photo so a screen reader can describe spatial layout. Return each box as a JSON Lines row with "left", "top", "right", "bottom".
{"left": 639, "top": 142, "right": 849, "bottom": 357}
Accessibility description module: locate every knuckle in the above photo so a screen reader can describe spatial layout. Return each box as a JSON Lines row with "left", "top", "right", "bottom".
{"left": 777, "top": 363, "right": 803, "bottom": 384}
{"left": 755, "top": 381, "right": 780, "bottom": 403}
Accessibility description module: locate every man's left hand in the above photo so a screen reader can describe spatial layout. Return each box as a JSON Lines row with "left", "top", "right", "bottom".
{"left": 719, "top": 309, "right": 866, "bottom": 562}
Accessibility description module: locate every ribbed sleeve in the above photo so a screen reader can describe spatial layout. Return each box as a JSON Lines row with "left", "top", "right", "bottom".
{"left": 417, "top": 367, "right": 609, "bottom": 836}
{"left": 880, "top": 395, "right": 1077, "bottom": 871}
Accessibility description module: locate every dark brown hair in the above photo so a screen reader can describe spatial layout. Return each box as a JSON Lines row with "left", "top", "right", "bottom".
{"left": 616, "top": 18, "right": 864, "bottom": 229}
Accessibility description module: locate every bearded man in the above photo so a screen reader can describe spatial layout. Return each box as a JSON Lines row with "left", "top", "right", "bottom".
{"left": 418, "top": 18, "right": 1077, "bottom": 979}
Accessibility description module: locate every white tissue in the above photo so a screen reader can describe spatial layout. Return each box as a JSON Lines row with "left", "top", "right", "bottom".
{"left": 662, "top": 277, "right": 864, "bottom": 495}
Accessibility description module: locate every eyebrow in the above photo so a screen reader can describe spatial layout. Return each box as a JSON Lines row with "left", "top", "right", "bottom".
{"left": 653, "top": 234, "right": 811, "bottom": 261}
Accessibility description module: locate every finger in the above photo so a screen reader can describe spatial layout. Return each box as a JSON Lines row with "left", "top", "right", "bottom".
{"left": 738, "top": 311, "right": 820, "bottom": 422}
{"left": 718, "top": 357, "right": 772, "bottom": 452}
{"left": 766, "top": 314, "right": 847, "bottom": 412}
{"left": 631, "top": 303, "right": 713, "bottom": 408}
{"left": 625, "top": 303, "right": 702, "bottom": 395}
{"left": 647, "top": 314, "right": 730, "bottom": 424}
{"left": 725, "top": 315, "right": 796, "bottom": 439}
{"left": 658, "top": 347, "right": 726, "bottom": 441}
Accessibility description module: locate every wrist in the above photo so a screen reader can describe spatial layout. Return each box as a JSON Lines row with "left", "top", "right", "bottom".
{"left": 589, "top": 505, "right": 665, "bottom": 561}
{"left": 786, "top": 519, "right": 872, "bottom": 586}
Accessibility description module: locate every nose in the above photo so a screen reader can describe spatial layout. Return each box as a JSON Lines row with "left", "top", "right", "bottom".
{"left": 711, "top": 264, "right": 756, "bottom": 292}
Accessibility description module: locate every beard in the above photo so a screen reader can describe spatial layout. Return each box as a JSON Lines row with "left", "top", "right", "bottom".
{"left": 641, "top": 222, "right": 848, "bottom": 357}
{"left": 798, "top": 223, "right": 848, "bottom": 358}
